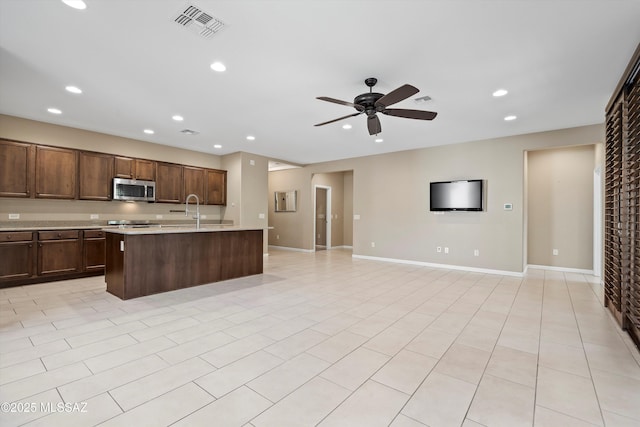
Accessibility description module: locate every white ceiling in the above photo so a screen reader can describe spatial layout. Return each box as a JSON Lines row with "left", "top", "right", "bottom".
{"left": 1, "top": 0, "right": 639, "bottom": 166}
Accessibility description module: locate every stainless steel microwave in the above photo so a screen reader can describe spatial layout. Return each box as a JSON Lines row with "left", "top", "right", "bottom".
{"left": 113, "top": 178, "right": 156, "bottom": 202}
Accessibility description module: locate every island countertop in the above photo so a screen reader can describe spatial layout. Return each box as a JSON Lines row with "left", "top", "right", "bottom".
{"left": 103, "top": 225, "right": 264, "bottom": 235}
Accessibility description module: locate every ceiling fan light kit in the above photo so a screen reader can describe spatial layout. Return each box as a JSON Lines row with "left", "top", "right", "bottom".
{"left": 315, "top": 77, "right": 438, "bottom": 135}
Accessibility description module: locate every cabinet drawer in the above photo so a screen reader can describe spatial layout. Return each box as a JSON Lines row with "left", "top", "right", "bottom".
{"left": 0, "top": 231, "right": 33, "bottom": 242}
{"left": 38, "top": 230, "right": 80, "bottom": 240}
{"left": 84, "top": 230, "right": 105, "bottom": 239}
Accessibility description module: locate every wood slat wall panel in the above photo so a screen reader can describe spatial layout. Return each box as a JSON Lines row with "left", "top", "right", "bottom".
{"left": 605, "top": 43, "right": 640, "bottom": 347}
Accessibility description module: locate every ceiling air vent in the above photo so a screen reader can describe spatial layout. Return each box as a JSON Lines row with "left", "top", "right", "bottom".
{"left": 180, "top": 129, "right": 200, "bottom": 135}
{"left": 173, "top": 3, "right": 225, "bottom": 39}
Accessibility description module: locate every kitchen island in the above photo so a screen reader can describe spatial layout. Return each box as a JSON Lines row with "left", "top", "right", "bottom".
{"left": 104, "top": 226, "right": 263, "bottom": 300}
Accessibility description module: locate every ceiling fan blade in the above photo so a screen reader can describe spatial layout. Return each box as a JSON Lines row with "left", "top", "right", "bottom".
{"left": 314, "top": 112, "right": 362, "bottom": 127}
{"left": 375, "top": 84, "right": 419, "bottom": 108}
{"left": 367, "top": 115, "right": 381, "bottom": 135}
{"left": 382, "top": 109, "right": 438, "bottom": 120}
{"left": 317, "top": 97, "right": 365, "bottom": 111}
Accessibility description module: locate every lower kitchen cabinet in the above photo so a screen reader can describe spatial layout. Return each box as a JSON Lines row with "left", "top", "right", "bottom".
{"left": 84, "top": 230, "right": 106, "bottom": 272}
{"left": 0, "top": 232, "right": 35, "bottom": 281}
{"left": 37, "top": 230, "right": 81, "bottom": 276}
{"left": 0, "top": 228, "right": 107, "bottom": 288}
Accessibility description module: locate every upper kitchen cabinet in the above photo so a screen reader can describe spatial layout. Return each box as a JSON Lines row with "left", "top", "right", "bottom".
{"left": 114, "top": 157, "right": 156, "bottom": 181}
{"left": 114, "top": 156, "right": 134, "bottom": 179}
{"left": 0, "top": 139, "right": 34, "bottom": 198}
{"left": 79, "top": 151, "right": 114, "bottom": 201}
{"left": 206, "top": 169, "right": 227, "bottom": 205}
{"left": 35, "top": 146, "right": 77, "bottom": 199}
{"left": 135, "top": 159, "right": 155, "bottom": 181}
{"left": 155, "top": 162, "right": 183, "bottom": 203}
{"left": 183, "top": 166, "right": 206, "bottom": 203}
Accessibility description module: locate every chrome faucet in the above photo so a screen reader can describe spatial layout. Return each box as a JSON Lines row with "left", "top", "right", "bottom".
{"left": 185, "top": 193, "right": 200, "bottom": 229}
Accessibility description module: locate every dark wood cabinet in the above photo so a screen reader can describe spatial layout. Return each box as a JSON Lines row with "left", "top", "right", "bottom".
{"left": 183, "top": 166, "right": 206, "bottom": 203}
{"left": 0, "top": 232, "right": 35, "bottom": 281}
{"left": 1, "top": 141, "right": 226, "bottom": 206}
{"left": 79, "top": 152, "right": 114, "bottom": 201}
{"left": 35, "top": 146, "right": 77, "bottom": 199}
{"left": 1, "top": 228, "right": 108, "bottom": 287}
{"left": 114, "top": 156, "right": 135, "bottom": 179}
{"left": 156, "top": 162, "right": 183, "bottom": 203}
{"left": 37, "top": 230, "right": 81, "bottom": 276}
{"left": 106, "top": 229, "right": 262, "bottom": 299}
{"left": 0, "top": 139, "right": 34, "bottom": 198}
{"left": 114, "top": 157, "right": 155, "bottom": 181}
{"left": 135, "top": 159, "right": 155, "bottom": 181}
{"left": 220, "top": 230, "right": 262, "bottom": 280}
{"left": 206, "top": 169, "right": 227, "bottom": 205}
{"left": 83, "top": 230, "right": 106, "bottom": 272}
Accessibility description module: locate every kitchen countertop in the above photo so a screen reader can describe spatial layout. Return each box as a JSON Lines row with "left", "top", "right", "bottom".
{"left": 0, "top": 221, "right": 234, "bottom": 232}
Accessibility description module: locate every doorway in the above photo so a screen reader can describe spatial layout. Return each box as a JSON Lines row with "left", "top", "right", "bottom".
{"left": 314, "top": 185, "right": 331, "bottom": 251}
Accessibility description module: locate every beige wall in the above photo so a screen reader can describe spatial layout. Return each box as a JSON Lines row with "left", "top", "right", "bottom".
{"left": 268, "top": 124, "right": 605, "bottom": 273}
{"left": 527, "top": 145, "right": 595, "bottom": 269}
{"left": 222, "top": 152, "right": 269, "bottom": 252}
{"left": 268, "top": 169, "right": 310, "bottom": 249}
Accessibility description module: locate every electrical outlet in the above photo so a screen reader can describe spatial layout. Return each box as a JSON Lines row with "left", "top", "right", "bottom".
{"left": 201, "top": 214, "right": 207, "bottom": 219}
{"left": 553, "top": 249, "right": 559, "bottom": 256}
{"left": 258, "top": 213, "right": 265, "bottom": 219}
{"left": 156, "top": 214, "right": 163, "bottom": 219}
{"left": 371, "top": 242, "right": 376, "bottom": 248}
{"left": 90, "top": 214, "right": 99, "bottom": 220}
{"left": 444, "top": 247, "right": 449, "bottom": 254}
{"left": 474, "top": 249, "right": 480, "bottom": 256}
{"left": 437, "top": 246, "right": 442, "bottom": 253}
{"left": 276, "top": 234, "right": 280, "bottom": 240}
{"left": 354, "top": 214, "right": 360, "bottom": 220}
{"left": 8, "top": 213, "right": 20, "bottom": 220}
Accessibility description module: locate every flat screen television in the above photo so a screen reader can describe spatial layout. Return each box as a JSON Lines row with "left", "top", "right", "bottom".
{"left": 430, "top": 180, "right": 484, "bottom": 211}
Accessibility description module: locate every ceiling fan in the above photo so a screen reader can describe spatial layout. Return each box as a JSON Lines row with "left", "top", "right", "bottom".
{"left": 314, "top": 77, "right": 437, "bottom": 135}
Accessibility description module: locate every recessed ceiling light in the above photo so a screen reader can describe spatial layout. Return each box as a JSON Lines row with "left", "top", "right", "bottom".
{"left": 61, "top": 0, "right": 86, "bottom": 10}
{"left": 246, "top": 135, "right": 255, "bottom": 141}
{"left": 342, "top": 124, "right": 352, "bottom": 130}
{"left": 65, "top": 85, "right": 82, "bottom": 94}
{"left": 47, "top": 108, "right": 62, "bottom": 114}
{"left": 143, "top": 129, "right": 155, "bottom": 134}
{"left": 210, "top": 62, "right": 226, "bottom": 72}
{"left": 214, "top": 144, "right": 222, "bottom": 149}
{"left": 504, "top": 115, "right": 517, "bottom": 121}
{"left": 172, "top": 115, "right": 184, "bottom": 121}
{"left": 375, "top": 138, "right": 383, "bottom": 143}
{"left": 493, "top": 89, "right": 508, "bottom": 97}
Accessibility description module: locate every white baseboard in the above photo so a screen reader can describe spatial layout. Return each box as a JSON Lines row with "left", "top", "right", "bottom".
{"left": 527, "top": 264, "right": 595, "bottom": 275}
{"left": 268, "top": 245, "right": 315, "bottom": 253}
{"left": 352, "top": 254, "right": 524, "bottom": 278}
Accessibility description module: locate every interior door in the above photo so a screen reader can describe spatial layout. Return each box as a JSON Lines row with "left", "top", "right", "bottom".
{"left": 315, "top": 187, "right": 327, "bottom": 250}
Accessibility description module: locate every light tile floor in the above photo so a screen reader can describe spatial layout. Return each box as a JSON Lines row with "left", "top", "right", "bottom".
{"left": 1, "top": 248, "right": 639, "bottom": 426}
